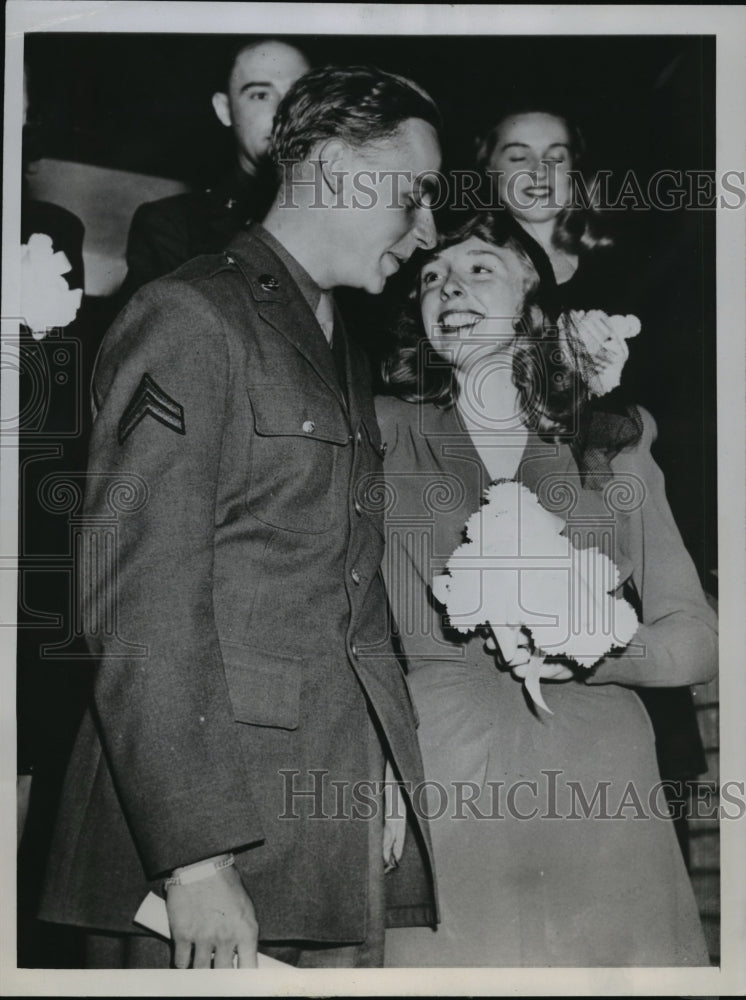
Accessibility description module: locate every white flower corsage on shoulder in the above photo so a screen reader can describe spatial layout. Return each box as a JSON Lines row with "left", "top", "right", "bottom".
{"left": 565, "top": 309, "right": 641, "bottom": 397}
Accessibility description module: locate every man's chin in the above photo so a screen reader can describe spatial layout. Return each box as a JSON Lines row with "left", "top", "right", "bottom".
{"left": 361, "top": 273, "right": 387, "bottom": 296}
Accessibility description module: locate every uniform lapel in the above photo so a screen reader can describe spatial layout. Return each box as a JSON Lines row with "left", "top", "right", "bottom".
{"left": 330, "top": 301, "right": 350, "bottom": 413}
{"left": 227, "top": 229, "right": 345, "bottom": 408}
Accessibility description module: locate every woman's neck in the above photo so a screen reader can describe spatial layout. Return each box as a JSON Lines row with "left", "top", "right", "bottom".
{"left": 515, "top": 218, "right": 579, "bottom": 284}
{"left": 455, "top": 354, "right": 527, "bottom": 433}
{"left": 455, "top": 358, "right": 529, "bottom": 482}
{"left": 516, "top": 218, "right": 557, "bottom": 253}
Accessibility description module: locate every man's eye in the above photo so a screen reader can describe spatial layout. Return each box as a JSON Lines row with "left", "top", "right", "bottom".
{"left": 509, "top": 156, "right": 526, "bottom": 163}
{"left": 471, "top": 264, "right": 492, "bottom": 275}
{"left": 248, "top": 90, "right": 271, "bottom": 101}
{"left": 421, "top": 271, "right": 441, "bottom": 286}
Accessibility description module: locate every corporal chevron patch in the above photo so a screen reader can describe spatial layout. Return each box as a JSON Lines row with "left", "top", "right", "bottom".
{"left": 118, "top": 373, "right": 186, "bottom": 444}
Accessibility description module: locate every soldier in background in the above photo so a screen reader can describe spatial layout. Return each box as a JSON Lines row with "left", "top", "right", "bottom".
{"left": 118, "top": 37, "right": 310, "bottom": 300}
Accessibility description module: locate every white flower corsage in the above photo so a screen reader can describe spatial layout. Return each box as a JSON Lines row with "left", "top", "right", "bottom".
{"left": 21, "top": 233, "right": 83, "bottom": 339}
{"left": 565, "top": 309, "right": 641, "bottom": 397}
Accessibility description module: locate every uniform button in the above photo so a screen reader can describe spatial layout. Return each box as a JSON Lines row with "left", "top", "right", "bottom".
{"left": 351, "top": 568, "right": 361, "bottom": 585}
{"left": 259, "top": 273, "right": 279, "bottom": 291}
{"left": 380, "top": 442, "right": 388, "bottom": 457}
{"left": 350, "top": 642, "right": 358, "bottom": 658}
{"left": 356, "top": 428, "right": 363, "bottom": 444}
{"left": 354, "top": 499, "right": 363, "bottom": 516}
{"left": 302, "top": 420, "right": 316, "bottom": 434}
{"left": 224, "top": 253, "right": 236, "bottom": 265}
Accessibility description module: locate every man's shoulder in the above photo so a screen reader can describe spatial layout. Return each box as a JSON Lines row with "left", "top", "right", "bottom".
{"left": 115, "top": 233, "right": 284, "bottom": 335}
{"left": 113, "top": 228, "right": 309, "bottom": 362}
{"left": 131, "top": 190, "right": 209, "bottom": 230}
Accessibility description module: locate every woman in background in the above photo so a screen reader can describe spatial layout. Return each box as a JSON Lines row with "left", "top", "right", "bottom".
{"left": 477, "top": 106, "right": 710, "bottom": 861}
{"left": 476, "top": 104, "right": 634, "bottom": 314}
{"left": 376, "top": 213, "right": 716, "bottom": 966}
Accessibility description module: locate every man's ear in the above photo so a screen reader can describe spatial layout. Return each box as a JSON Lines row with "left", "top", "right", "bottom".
{"left": 212, "top": 92, "right": 232, "bottom": 128}
{"left": 314, "top": 138, "right": 348, "bottom": 198}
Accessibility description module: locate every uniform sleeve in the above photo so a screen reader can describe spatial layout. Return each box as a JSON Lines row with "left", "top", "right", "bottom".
{"left": 83, "top": 279, "right": 262, "bottom": 877}
{"left": 586, "top": 407, "right": 718, "bottom": 688}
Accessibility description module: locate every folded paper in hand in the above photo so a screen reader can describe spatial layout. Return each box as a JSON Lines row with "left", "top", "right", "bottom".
{"left": 134, "top": 891, "right": 291, "bottom": 968}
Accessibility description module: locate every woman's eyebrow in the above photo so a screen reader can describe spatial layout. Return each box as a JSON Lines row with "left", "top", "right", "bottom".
{"left": 500, "top": 141, "right": 569, "bottom": 152}
{"left": 466, "top": 249, "right": 508, "bottom": 260}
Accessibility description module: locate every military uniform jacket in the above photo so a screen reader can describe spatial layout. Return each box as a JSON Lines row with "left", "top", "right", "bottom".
{"left": 40, "top": 226, "right": 437, "bottom": 941}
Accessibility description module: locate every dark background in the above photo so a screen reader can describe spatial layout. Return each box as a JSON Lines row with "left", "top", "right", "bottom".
{"left": 22, "top": 31, "right": 717, "bottom": 580}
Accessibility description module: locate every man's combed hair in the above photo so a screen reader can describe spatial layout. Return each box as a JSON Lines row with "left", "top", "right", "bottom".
{"left": 270, "top": 65, "right": 442, "bottom": 165}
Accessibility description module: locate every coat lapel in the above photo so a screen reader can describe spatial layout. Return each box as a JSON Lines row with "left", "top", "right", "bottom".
{"left": 423, "top": 405, "right": 635, "bottom": 590}
{"left": 227, "top": 229, "right": 345, "bottom": 408}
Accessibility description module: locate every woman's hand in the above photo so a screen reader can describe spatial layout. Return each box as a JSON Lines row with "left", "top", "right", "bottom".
{"left": 383, "top": 759, "right": 406, "bottom": 872}
{"left": 509, "top": 656, "right": 574, "bottom": 682}
{"left": 485, "top": 624, "right": 531, "bottom": 669}
{"left": 485, "top": 625, "right": 574, "bottom": 682}
{"left": 565, "top": 309, "right": 640, "bottom": 397}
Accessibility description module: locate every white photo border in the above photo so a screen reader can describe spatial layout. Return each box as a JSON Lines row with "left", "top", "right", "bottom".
{"left": 2, "top": 3, "right": 745, "bottom": 996}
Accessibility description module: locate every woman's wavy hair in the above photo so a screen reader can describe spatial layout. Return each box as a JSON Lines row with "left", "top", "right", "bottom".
{"left": 381, "top": 213, "right": 593, "bottom": 436}
{"left": 475, "top": 103, "right": 612, "bottom": 254}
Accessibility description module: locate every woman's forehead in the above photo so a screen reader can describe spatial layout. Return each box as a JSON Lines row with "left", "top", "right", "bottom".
{"left": 429, "top": 236, "right": 524, "bottom": 268}
{"left": 496, "top": 111, "right": 570, "bottom": 144}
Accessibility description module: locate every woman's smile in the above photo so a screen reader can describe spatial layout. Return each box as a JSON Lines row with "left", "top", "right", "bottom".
{"left": 437, "top": 309, "right": 484, "bottom": 334}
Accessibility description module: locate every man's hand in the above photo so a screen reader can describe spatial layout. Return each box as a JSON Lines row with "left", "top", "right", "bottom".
{"left": 166, "top": 863, "right": 259, "bottom": 968}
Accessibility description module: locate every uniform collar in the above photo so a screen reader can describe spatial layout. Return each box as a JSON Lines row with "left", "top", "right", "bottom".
{"left": 225, "top": 225, "right": 349, "bottom": 411}
{"left": 251, "top": 224, "right": 323, "bottom": 314}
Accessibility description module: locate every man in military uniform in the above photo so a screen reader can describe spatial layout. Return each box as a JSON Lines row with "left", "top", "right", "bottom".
{"left": 118, "top": 38, "right": 310, "bottom": 300}
{"left": 40, "top": 65, "right": 442, "bottom": 970}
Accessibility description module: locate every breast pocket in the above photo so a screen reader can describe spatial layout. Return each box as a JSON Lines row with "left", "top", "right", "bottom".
{"left": 246, "top": 384, "right": 350, "bottom": 534}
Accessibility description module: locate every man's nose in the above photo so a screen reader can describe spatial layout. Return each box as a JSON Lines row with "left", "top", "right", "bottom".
{"left": 413, "top": 207, "right": 437, "bottom": 251}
